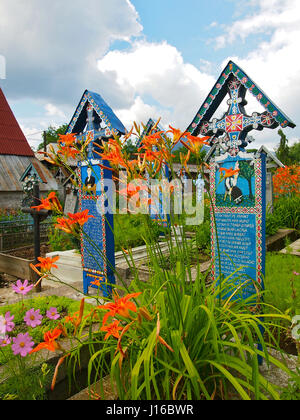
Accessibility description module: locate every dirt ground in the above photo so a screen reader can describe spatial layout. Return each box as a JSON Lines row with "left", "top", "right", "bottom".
{"left": 0, "top": 244, "right": 51, "bottom": 304}
{"left": 5, "top": 244, "right": 51, "bottom": 259}
{"left": 0, "top": 272, "right": 20, "bottom": 304}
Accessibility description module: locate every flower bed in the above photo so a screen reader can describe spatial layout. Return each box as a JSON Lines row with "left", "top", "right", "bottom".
{"left": 0, "top": 287, "right": 95, "bottom": 400}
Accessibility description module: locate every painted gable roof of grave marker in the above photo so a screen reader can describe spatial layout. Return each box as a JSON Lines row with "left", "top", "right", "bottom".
{"left": 0, "top": 87, "right": 34, "bottom": 157}
{"left": 257, "top": 145, "right": 284, "bottom": 168}
{"left": 187, "top": 60, "right": 296, "bottom": 136}
{"left": 136, "top": 118, "right": 162, "bottom": 148}
{"left": 66, "top": 90, "right": 126, "bottom": 136}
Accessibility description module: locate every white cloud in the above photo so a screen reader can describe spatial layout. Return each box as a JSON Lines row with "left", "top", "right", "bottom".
{"left": 211, "top": 0, "right": 300, "bottom": 150}
{"left": 116, "top": 96, "right": 161, "bottom": 130}
{"left": 214, "top": 0, "right": 299, "bottom": 49}
{"left": 45, "top": 104, "right": 66, "bottom": 120}
{"left": 0, "top": 0, "right": 143, "bottom": 105}
{"left": 97, "top": 40, "right": 215, "bottom": 129}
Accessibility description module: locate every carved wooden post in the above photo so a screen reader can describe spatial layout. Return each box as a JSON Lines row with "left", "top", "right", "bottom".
{"left": 32, "top": 183, "right": 42, "bottom": 292}
{"left": 21, "top": 172, "right": 50, "bottom": 292}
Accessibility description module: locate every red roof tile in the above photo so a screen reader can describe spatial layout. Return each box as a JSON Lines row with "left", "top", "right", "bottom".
{"left": 0, "top": 87, "right": 34, "bottom": 157}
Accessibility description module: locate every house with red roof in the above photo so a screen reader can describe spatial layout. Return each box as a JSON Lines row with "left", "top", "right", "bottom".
{"left": 0, "top": 87, "right": 58, "bottom": 209}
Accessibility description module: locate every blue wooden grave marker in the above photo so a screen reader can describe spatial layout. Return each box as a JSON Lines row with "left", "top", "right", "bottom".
{"left": 187, "top": 60, "right": 295, "bottom": 304}
{"left": 66, "top": 90, "right": 126, "bottom": 295}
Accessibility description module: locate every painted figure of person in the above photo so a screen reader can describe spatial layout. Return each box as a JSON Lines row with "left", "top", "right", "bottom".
{"left": 84, "top": 167, "right": 96, "bottom": 195}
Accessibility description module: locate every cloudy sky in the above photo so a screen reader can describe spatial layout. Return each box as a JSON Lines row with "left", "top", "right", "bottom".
{"left": 0, "top": 0, "right": 299, "bottom": 151}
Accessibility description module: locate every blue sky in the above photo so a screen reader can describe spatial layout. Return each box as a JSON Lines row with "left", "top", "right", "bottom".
{"left": 0, "top": 0, "right": 299, "bottom": 151}
{"left": 130, "top": 0, "right": 267, "bottom": 66}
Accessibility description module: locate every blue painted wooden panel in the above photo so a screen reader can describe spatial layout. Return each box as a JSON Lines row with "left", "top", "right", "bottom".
{"left": 210, "top": 154, "right": 266, "bottom": 304}
{"left": 79, "top": 161, "right": 115, "bottom": 296}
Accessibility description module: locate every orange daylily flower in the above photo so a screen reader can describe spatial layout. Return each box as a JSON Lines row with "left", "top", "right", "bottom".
{"left": 273, "top": 165, "right": 300, "bottom": 198}
{"left": 32, "top": 256, "right": 60, "bottom": 275}
{"left": 57, "top": 145, "right": 80, "bottom": 160}
{"left": 98, "top": 150, "right": 126, "bottom": 167}
{"left": 180, "top": 150, "right": 191, "bottom": 173}
{"left": 100, "top": 320, "right": 123, "bottom": 340}
{"left": 55, "top": 210, "right": 94, "bottom": 234}
{"left": 123, "top": 159, "right": 140, "bottom": 174}
{"left": 138, "top": 131, "right": 164, "bottom": 151}
{"left": 30, "top": 328, "right": 62, "bottom": 354}
{"left": 58, "top": 133, "right": 77, "bottom": 146}
{"left": 167, "top": 126, "right": 189, "bottom": 145}
{"left": 67, "top": 209, "right": 95, "bottom": 226}
{"left": 140, "top": 149, "right": 161, "bottom": 163}
{"left": 94, "top": 139, "right": 127, "bottom": 168}
{"left": 47, "top": 192, "right": 63, "bottom": 212}
{"left": 31, "top": 192, "right": 62, "bottom": 213}
{"left": 181, "top": 133, "right": 210, "bottom": 155}
{"left": 98, "top": 292, "right": 142, "bottom": 325}
{"left": 31, "top": 197, "right": 53, "bottom": 212}
{"left": 64, "top": 312, "right": 79, "bottom": 325}
{"left": 55, "top": 217, "right": 75, "bottom": 234}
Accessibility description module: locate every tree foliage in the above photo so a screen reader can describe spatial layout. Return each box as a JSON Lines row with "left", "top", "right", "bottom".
{"left": 275, "top": 129, "right": 300, "bottom": 165}
{"left": 289, "top": 141, "right": 300, "bottom": 164}
{"left": 238, "top": 160, "right": 255, "bottom": 198}
{"left": 37, "top": 124, "right": 68, "bottom": 151}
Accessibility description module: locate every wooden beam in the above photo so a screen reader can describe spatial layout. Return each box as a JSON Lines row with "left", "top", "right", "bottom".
{"left": 0, "top": 252, "right": 35, "bottom": 281}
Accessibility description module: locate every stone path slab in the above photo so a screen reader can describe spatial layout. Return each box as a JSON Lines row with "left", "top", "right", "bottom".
{"left": 280, "top": 238, "right": 300, "bottom": 257}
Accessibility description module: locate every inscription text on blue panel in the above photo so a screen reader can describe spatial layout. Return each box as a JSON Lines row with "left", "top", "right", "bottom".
{"left": 210, "top": 153, "right": 266, "bottom": 302}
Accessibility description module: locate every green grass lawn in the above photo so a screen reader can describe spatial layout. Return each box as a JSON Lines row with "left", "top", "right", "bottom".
{"left": 264, "top": 252, "right": 300, "bottom": 314}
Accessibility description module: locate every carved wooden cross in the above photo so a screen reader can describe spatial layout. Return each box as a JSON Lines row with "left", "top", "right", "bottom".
{"left": 197, "top": 76, "right": 279, "bottom": 156}
{"left": 75, "top": 104, "right": 113, "bottom": 158}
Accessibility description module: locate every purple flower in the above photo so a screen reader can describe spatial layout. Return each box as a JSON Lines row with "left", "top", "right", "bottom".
{"left": 46, "top": 307, "right": 60, "bottom": 321}
{"left": 293, "top": 271, "right": 299, "bottom": 276}
{"left": 0, "top": 336, "right": 11, "bottom": 347}
{"left": 11, "top": 333, "right": 34, "bottom": 357}
{"left": 12, "top": 279, "right": 34, "bottom": 296}
{"left": 24, "top": 309, "right": 43, "bottom": 328}
{"left": 4, "top": 311, "right": 15, "bottom": 332}
{"left": 0, "top": 316, "right": 6, "bottom": 336}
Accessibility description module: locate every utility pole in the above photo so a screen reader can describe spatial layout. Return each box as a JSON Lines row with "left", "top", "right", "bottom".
{"left": 43, "top": 131, "right": 47, "bottom": 153}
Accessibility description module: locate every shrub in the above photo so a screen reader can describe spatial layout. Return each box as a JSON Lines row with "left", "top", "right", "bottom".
{"left": 273, "top": 166, "right": 300, "bottom": 199}
{"left": 273, "top": 195, "right": 300, "bottom": 231}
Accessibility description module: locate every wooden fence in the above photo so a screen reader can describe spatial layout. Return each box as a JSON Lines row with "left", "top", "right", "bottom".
{"left": 0, "top": 221, "right": 53, "bottom": 252}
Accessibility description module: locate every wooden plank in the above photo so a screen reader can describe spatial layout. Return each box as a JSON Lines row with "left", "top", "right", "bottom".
{"left": 0, "top": 252, "right": 35, "bottom": 280}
